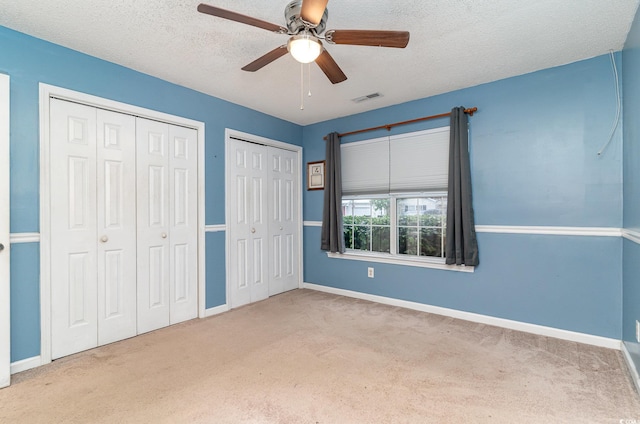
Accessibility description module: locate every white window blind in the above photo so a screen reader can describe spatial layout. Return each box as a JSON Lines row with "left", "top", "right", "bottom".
{"left": 341, "top": 137, "right": 389, "bottom": 194}
{"left": 390, "top": 127, "right": 450, "bottom": 192}
{"left": 341, "top": 127, "right": 450, "bottom": 195}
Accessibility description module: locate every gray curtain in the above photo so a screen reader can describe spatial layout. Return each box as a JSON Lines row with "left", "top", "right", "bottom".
{"left": 445, "top": 107, "right": 479, "bottom": 266}
{"left": 321, "top": 132, "right": 345, "bottom": 253}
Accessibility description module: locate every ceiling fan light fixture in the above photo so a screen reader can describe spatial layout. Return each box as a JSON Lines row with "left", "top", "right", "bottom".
{"left": 287, "top": 33, "right": 322, "bottom": 63}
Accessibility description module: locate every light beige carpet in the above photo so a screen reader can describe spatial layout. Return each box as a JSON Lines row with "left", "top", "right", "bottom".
{"left": 1, "top": 289, "right": 639, "bottom": 423}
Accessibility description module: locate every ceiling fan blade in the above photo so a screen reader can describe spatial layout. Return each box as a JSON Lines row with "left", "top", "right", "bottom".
{"left": 241, "top": 45, "right": 289, "bottom": 72}
{"left": 325, "top": 30, "right": 410, "bottom": 48}
{"left": 315, "top": 49, "right": 347, "bottom": 84}
{"left": 197, "top": 3, "right": 287, "bottom": 33}
{"left": 300, "top": 0, "right": 329, "bottom": 26}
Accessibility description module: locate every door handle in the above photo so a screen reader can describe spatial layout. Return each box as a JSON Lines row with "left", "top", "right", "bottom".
{"left": 0, "top": 243, "right": 4, "bottom": 252}
{"left": 279, "top": 226, "right": 283, "bottom": 231}
{"left": 100, "top": 235, "right": 109, "bottom": 243}
{"left": 251, "top": 228, "right": 256, "bottom": 233}
{"left": 161, "top": 233, "right": 167, "bottom": 239}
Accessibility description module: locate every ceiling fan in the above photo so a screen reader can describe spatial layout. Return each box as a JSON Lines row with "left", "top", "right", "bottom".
{"left": 197, "top": 0, "right": 410, "bottom": 84}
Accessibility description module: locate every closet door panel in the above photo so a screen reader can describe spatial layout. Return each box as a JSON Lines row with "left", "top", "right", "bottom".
{"left": 136, "top": 118, "right": 171, "bottom": 334}
{"left": 268, "top": 147, "right": 299, "bottom": 295}
{"left": 50, "top": 99, "right": 99, "bottom": 359}
{"left": 168, "top": 125, "right": 198, "bottom": 324}
{"left": 96, "top": 109, "right": 137, "bottom": 345}
{"left": 228, "top": 139, "right": 268, "bottom": 308}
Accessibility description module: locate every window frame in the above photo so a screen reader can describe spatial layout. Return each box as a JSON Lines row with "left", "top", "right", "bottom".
{"left": 337, "top": 191, "right": 474, "bottom": 272}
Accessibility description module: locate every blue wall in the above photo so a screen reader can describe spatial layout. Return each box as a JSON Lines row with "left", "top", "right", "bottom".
{"left": 2, "top": 26, "right": 303, "bottom": 362}
{"left": 623, "top": 5, "right": 640, "bottom": 371}
{"left": 4, "top": 21, "right": 634, "bottom": 365}
{"left": 303, "top": 54, "right": 624, "bottom": 339}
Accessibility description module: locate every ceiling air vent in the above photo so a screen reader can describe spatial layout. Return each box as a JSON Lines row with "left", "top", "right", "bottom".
{"left": 351, "top": 92, "right": 382, "bottom": 103}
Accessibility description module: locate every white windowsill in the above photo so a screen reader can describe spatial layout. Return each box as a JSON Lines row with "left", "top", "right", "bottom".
{"left": 326, "top": 251, "right": 474, "bottom": 273}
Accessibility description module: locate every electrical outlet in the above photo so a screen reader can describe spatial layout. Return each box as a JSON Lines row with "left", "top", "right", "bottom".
{"left": 636, "top": 320, "right": 640, "bottom": 343}
{"left": 367, "top": 267, "right": 374, "bottom": 278}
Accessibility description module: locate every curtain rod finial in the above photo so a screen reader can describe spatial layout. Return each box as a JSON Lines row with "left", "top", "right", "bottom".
{"left": 465, "top": 107, "right": 478, "bottom": 116}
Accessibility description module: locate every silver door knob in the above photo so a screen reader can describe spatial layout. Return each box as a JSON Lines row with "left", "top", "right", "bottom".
{"left": 0, "top": 243, "right": 4, "bottom": 252}
{"left": 161, "top": 233, "right": 167, "bottom": 239}
{"left": 251, "top": 228, "right": 256, "bottom": 233}
{"left": 100, "top": 235, "right": 109, "bottom": 243}
{"left": 279, "top": 226, "right": 283, "bottom": 231}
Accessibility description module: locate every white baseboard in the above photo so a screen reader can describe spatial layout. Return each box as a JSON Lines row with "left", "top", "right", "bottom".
{"left": 205, "top": 304, "right": 229, "bottom": 318}
{"left": 10, "top": 355, "right": 42, "bottom": 375}
{"left": 302, "top": 283, "right": 621, "bottom": 350}
{"left": 622, "top": 342, "right": 640, "bottom": 394}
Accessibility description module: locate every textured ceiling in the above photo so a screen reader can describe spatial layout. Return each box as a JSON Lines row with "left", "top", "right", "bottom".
{"left": 0, "top": 0, "right": 638, "bottom": 125}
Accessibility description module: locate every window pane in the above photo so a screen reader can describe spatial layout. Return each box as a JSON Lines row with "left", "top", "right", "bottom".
{"left": 344, "top": 226, "right": 354, "bottom": 249}
{"left": 398, "top": 227, "right": 418, "bottom": 255}
{"left": 441, "top": 197, "right": 448, "bottom": 226}
{"left": 419, "top": 197, "right": 443, "bottom": 227}
{"left": 371, "top": 198, "right": 390, "bottom": 218}
{"left": 372, "top": 226, "right": 390, "bottom": 253}
{"left": 353, "top": 225, "right": 371, "bottom": 251}
{"left": 342, "top": 199, "right": 353, "bottom": 219}
{"left": 397, "top": 198, "right": 419, "bottom": 226}
{"left": 420, "top": 228, "right": 442, "bottom": 257}
{"left": 352, "top": 199, "right": 373, "bottom": 224}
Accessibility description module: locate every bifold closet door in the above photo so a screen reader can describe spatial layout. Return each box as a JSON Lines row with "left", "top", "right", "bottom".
{"left": 136, "top": 118, "right": 198, "bottom": 334}
{"left": 228, "top": 139, "right": 300, "bottom": 308}
{"left": 268, "top": 147, "right": 299, "bottom": 296}
{"left": 50, "top": 99, "right": 137, "bottom": 359}
{"left": 228, "top": 138, "right": 269, "bottom": 308}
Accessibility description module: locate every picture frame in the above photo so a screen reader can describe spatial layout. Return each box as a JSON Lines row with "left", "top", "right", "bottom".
{"left": 307, "top": 160, "right": 325, "bottom": 190}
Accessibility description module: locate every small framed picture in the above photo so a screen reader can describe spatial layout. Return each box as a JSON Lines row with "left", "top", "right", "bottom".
{"left": 307, "top": 160, "right": 325, "bottom": 190}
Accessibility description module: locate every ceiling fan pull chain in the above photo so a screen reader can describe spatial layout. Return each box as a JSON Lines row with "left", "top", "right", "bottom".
{"left": 300, "top": 62, "right": 304, "bottom": 110}
{"left": 308, "top": 63, "right": 312, "bottom": 97}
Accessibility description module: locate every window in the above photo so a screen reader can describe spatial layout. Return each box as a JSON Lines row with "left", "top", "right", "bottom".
{"left": 397, "top": 195, "right": 446, "bottom": 258}
{"left": 339, "top": 127, "right": 450, "bottom": 264}
{"left": 342, "top": 194, "right": 446, "bottom": 259}
{"left": 343, "top": 197, "right": 390, "bottom": 253}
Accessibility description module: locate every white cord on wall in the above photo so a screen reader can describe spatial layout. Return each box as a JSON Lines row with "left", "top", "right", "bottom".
{"left": 597, "top": 50, "right": 621, "bottom": 156}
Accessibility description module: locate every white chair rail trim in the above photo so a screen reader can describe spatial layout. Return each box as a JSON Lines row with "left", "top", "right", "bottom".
{"left": 304, "top": 222, "right": 624, "bottom": 238}
{"left": 622, "top": 229, "right": 640, "bottom": 245}
{"left": 9, "top": 232, "right": 40, "bottom": 243}
{"left": 204, "top": 225, "right": 226, "bottom": 233}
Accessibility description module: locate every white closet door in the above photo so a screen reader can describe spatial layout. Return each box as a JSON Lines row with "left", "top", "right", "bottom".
{"left": 50, "top": 99, "right": 99, "bottom": 359}
{"left": 136, "top": 118, "right": 171, "bottom": 333}
{"left": 50, "top": 101, "right": 138, "bottom": 358}
{"left": 268, "top": 147, "right": 299, "bottom": 295}
{"left": 228, "top": 138, "right": 269, "bottom": 308}
{"left": 0, "top": 73, "right": 10, "bottom": 388}
{"left": 168, "top": 125, "right": 198, "bottom": 324}
{"left": 96, "top": 109, "right": 137, "bottom": 345}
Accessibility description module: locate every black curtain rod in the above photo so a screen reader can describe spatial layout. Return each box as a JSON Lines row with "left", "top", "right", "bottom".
{"left": 323, "top": 107, "right": 478, "bottom": 140}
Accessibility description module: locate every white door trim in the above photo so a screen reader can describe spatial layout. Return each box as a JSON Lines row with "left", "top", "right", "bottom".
{"left": 39, "top": 83, "right": 206, "bottom": 366}
{"left": 224, "top": 129, "right": 303, "bottom": 308}
{"left": 0, "top": 73, "right": 10, "bottom": 388}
